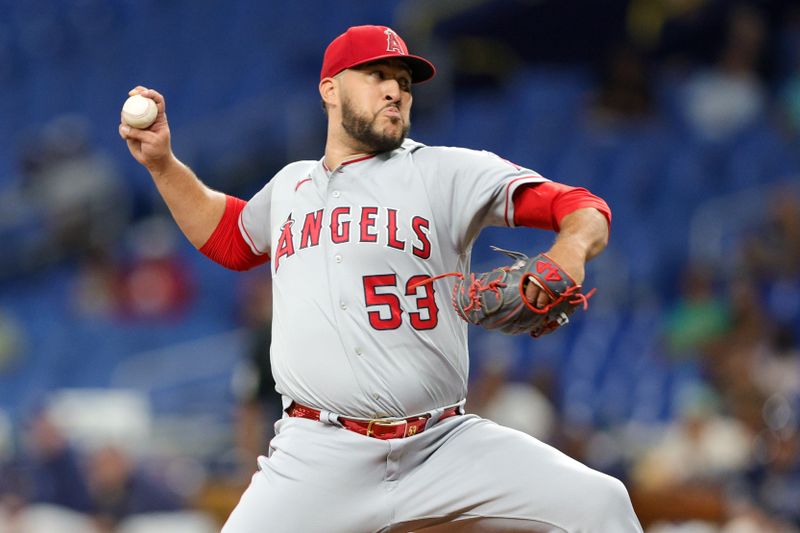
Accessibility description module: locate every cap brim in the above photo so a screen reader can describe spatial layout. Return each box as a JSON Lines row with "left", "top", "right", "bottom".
{"left": 401, "top": 55, "right": 437, "bottom": 84}
{"left": 350, "top": 54, "right": 436, "bottom": 84}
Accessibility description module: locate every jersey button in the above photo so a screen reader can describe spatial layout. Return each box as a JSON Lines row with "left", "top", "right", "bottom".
{"left": 340, "top": 302, "right": 347, "bottom": 310}
{"left": 332, "top": 190, "right": 341, "bottom": 198}
{"left": 355, "top": 347, "right": 363, "bottom": 356}
{"left": 334, "top": 254, "right": 342, "bottom": 263}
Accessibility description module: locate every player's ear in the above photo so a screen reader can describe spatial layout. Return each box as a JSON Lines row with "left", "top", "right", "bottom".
{"left": 319, "top": 77, "right": 338, "bottom": 109}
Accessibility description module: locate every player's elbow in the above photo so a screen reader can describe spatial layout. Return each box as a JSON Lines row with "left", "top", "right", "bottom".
{"left": 595, "top": 213, "right": 610, "bottom": 248}
{"left": 586, "top": 214, "right": 610, "bottom": 260}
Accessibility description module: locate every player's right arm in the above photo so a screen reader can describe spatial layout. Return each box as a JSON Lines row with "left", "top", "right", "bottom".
{"left": 118, "top": 86, "right": 226, "bottom": 249}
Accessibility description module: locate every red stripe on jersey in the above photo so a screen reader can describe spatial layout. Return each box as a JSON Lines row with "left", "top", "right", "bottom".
{"left": 341, "top": 154, "right": 377, "bottom": 166}
{"left": 323, "top": 154, "right": 376, "bottom": 173}
{"left": 512, "top": 182, "right": 612, "bottom": 231}
{"left": 503, "top": 176, "right": 540, "bottom": 226}
{"left": 200, "top": 195, "right": 269, "bottom": 271}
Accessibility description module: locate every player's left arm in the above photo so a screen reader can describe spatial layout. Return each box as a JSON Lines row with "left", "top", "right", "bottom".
{"left": 512, "top": 182, "right": 611, "bottom": 308}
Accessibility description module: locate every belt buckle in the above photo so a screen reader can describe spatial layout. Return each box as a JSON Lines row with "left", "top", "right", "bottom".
{"left": 366, "top": 418, "right": 409, "bottom": 438}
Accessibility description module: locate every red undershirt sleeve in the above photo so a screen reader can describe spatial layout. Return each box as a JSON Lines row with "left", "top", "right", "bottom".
{"left": 199, "top": 195, "right": 270, "bottom": 271}
{"left": 512, "top": 182, "right": 612, "bottom": 231}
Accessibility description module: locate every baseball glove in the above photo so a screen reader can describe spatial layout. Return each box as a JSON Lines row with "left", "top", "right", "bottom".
{"left": 414, "top": 247, "right": 595, "bottom": 337}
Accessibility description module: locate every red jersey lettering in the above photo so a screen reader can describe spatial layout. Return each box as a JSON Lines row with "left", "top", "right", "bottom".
{"left": 300, "top": 209, "right": 324, "bottom": 249}
{"left": 274, "top": 219, "right": 296, "bottom": 271}
{"left": 331, "top": 207, "right": 351, "bottom": 244}
{"left": 411, "top": 216, "right": 431, "bottom": 259}
{"left": 387, "top": 208, "right": 405, "bottom": 250}
{"left": 360, "top": 207, "right": 379, "bottom": 243}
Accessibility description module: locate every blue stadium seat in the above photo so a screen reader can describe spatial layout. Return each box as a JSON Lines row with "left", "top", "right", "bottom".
{"left": 505, "top": 67, "right": 591, "bottom": 172}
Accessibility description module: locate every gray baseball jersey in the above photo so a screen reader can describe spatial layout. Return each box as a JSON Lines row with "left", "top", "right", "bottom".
{"left": 240, "top": 138, "right": 546, "bottom": 419}
{"left": 225, "top": 139, "right": 643, "bottom": 532}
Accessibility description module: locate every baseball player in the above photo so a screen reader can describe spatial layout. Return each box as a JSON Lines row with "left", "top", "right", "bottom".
{"left": 120, "top": 25, "right": 642, "bottom": 533}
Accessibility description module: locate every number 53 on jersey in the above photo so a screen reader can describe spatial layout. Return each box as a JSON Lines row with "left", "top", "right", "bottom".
{"left": 363, "top": 274, "right": 438, "bottom": 331}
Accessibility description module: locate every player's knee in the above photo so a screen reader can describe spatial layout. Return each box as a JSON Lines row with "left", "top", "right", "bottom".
{"left": 601, "top": 476, "right": 635, "bottom": 514}
{"left": 577, "top": 471, "right": 637, "bottom": 525}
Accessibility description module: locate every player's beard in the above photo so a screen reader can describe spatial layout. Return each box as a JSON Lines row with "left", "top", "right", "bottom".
{"left": 340, "top": 96, "right": 410, "bottom": 153}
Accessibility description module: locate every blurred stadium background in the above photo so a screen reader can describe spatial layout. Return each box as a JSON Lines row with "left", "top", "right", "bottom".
{"left": 0, "top": 0, "right": 799, "bottom": 532}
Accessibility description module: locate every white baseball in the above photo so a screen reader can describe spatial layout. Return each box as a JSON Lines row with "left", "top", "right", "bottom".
{"left": 122, "top": 94, "right": 158, "bottom": 129}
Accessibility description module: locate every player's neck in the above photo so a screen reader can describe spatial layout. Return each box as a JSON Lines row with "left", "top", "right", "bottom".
{"left": 323, "top": 142, "right": 373, "bottom": 172}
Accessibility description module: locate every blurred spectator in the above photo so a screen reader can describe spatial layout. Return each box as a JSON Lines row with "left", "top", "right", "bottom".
{"left": 780, "top": 63, "right": 800, "bottom": 137}
{"left": 724, "top": 277, "right": 768, "bottom": 348}
{"left": 17, "top": 115, "right": 131, "bottom": 270}
{"left": 0, "top": 308, "right": 24, "bottom": 373}
{"left": 728, "top": 429, "right": 800, "bottom": 530}
{"left": 86, "top": 446, "right": 184, "bottom": 531}
{"left": 1, "top": 504, "right": 100, "bottom": 533}
{"left": 18, "top": 409, "right": 93, "bottom": 513}
{"left": 468, "top": 356, "right": 556, "bottom": 442}
{"left": 647, "top": 521, "right": 718, "bottom": 533}
{"left": 117, "top": 216, "right": 194, "bottom": 321}
{"left": 0, "top": 409, "right": 22, "bottom": 520}
{"left": 633, "top": 384, "right": 752, "bottom": 491}
{"left": 681, "top": 5, "right": 767, "bottom": 142}
{"left": 741, "top": 188, "right": 800, "bottom": 337}
{"left": 703, "top": 278, "right": 769, "bottom": 434}
{"left": 721, "top": 515, "right": 797, "bottom": 533}
{"left": 777, "top": 7, "right": 800, "bottom": 137}
{"left": 743, "top": 188, "right": 800, "bottom": 281}
{"left": 70, "top": 245, "right": 123, "bottom": 319}
{"left": 590, "top": 44, "right": 655, "bottom": 124}
{"left": 663, "top": 264, "right": 730, "bottom": 360}
{"left": 627, "top": 0, "right": 720, "bottom": 59}
{"left": 751, "top": 325, "right": 800, "bottom": 401}
{"left": 71, "top": 216, "right": 195, "bottom": 322}
{"left": 231, "top": 274, "right": 279, "bottom": 474}
{"left": 0, "top": 409, "right": 11, "bottom": 462}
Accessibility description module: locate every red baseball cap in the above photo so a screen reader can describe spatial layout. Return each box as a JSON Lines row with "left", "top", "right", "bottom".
{"left": 321, "top": 25, "right": 436, "bottom": 83}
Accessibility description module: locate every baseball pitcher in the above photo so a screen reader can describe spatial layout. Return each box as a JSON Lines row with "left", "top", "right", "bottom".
{"left": 120, "top": 24, "right": 643, "bottom": 533}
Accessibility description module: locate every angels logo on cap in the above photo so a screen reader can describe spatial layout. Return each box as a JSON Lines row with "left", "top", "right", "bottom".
{"left": 320, "top": 25, "right": 436, "bottom": 83}
{"left": 384, "top": 28, "right": 405, "bottom": 54}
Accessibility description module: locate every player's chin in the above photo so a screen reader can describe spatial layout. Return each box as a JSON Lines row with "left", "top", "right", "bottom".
{"left": 380, "top": 127, "right": 403, "bottom": 142}
{"left": 379, "top": 121, "right": 407, "bottom": 140}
